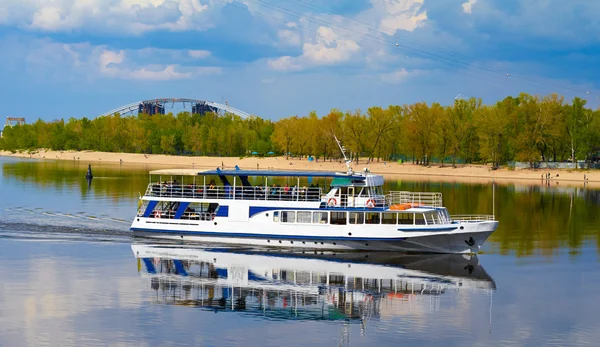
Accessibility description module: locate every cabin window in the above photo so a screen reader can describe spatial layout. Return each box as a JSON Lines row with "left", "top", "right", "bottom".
{"left": 273, "top": 211, "right": 279, "bottom": 222}
{"left": 313, "top": 212, "right": 328, "bottom": 224}
{"left": 365, "top": 212, "right": 380, "bottom": 224}
{"left": 281, "top": 211, "right": 296, "bottom": 223}
{"left": 179, "top": 202, "right": 219, "bottom": 221}
{"left": 349, "top": 212, "right": 364, "bottom": 224}
{"left": 436, "top": 211, "right": 445, "bottom": 224}
{"left": 330, "top": 212, "right": 347, "bottom": 225}
{"left": 424, "top": 212, "right": 436, "bottom": 225}
{"left": 297, "top": 211, "right": 312, "bottom": 224}
{"left": 444, "top": 209, "right": 451, "bottom": 223}
{"left": 382, "top": 213, "right": 397, "bottom": 224}
{"left": 398, "top": 213, "right": 413, "bottom": 225}
{"left": 415, "top": 214, "right": 426, "bottom": 225}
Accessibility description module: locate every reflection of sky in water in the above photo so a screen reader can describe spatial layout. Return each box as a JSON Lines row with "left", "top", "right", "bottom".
{"left": 0, "top": 240, "right": 599, "bottom": 346}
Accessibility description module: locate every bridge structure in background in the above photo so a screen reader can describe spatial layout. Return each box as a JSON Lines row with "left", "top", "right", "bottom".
{"left": 1, "top": 117, "right": 26, "bottom": 137}
{"left": 99, "top": 98, "right": 252, "bottom": 119}
{"left": 5, "top": 117, "right": 25, "bottom": 127}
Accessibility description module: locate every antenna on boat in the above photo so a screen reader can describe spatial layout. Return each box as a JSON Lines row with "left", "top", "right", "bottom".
{"left": 334, "top": 135, "right": 353, "bottom": 175}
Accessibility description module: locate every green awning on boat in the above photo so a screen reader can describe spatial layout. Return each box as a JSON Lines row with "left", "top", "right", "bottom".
{"left": 331, "top": 177, "right": 353, "bottom": 186}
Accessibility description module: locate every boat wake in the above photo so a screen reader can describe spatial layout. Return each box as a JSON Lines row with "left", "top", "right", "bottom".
{"left": 0, "top": 218, "right": 131, "bottom": 243}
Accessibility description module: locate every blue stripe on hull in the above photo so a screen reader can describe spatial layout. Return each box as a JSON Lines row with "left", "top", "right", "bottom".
{"left": 398, "top": 226, "right": 458, "bottom": 232}
{"left": 131, "top": 227, "right": 408, "bottom": 241}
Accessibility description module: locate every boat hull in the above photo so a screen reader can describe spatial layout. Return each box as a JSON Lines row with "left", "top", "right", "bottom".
{"left": 132, "top": 222, "right": 497, "bottom": 254}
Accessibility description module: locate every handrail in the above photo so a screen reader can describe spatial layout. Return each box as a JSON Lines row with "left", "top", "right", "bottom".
{"left": 451, "top": 215, "right": 495, "bottom": 221}
{"left": 322, "top": 195, "right": 387, "bottom": 209}
{"left": 386, "top": 191, "right": 443, "bottom": 208}
{"left": 144, "top": 183, "right": 322, "bottom": 202}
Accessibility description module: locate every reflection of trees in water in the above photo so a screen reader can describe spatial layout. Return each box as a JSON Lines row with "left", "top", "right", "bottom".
{"left": 2, "top": 160, "right": 152, "bottom": 201}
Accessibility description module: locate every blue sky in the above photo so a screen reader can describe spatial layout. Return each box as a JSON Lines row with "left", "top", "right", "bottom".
{"left": 0, "top": 0, "right": 599, "bottom": 121}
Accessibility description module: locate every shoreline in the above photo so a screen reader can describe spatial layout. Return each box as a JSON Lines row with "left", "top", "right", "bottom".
{"left": 2, "top": 149, "right": 598, "bottom": 188}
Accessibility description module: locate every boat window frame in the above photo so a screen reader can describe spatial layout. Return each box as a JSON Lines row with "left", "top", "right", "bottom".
{"left": 296, "top": 211, "right": 312, "bottom": 224}
{"left": 281, "top": 211, "right": 296, "bottom": 223}
{"left": 398, "top": 212, "right": 413, "bottom": 225}
{"left": 330, "top": 211, "right": 347, "bottom": 225}
{"left": 365, "top": 212, "right": 380, "bottom": 224}
{"left": 312, "top": 211, "right": 328, "bottom": 224}
{"left": 349, "top": 212, "right": 364, "bottom": 224}
{"left": 381, "top": 212, "right": 397, "bottom": 225}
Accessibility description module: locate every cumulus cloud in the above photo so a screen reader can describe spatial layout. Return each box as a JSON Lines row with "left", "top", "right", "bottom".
{"left": 269, "top": 26, "right": 360, "bottom": 71}
{"left": 373, "top": 0, "right": 428, "bottom": 34}
{"left": 3, "top": 0, "right": 211, "bottom": 34}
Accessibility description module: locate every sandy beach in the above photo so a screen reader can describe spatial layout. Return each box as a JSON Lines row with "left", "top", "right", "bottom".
{"left": 2, "top": 149, "right": 598, "bottom": 187}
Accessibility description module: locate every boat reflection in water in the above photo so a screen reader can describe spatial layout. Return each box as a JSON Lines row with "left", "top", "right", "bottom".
{"left": 132, "top": 243, "right": 496, "bottom": 323}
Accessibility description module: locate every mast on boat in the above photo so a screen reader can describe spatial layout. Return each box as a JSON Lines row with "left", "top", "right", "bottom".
{"left": 334, "top": 135, "right": 354, "bottom": 175}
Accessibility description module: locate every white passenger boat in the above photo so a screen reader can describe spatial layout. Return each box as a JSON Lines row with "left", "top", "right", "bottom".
{"left": 130, "top": 161, "right": 498, "bottom": 253}
{"left": 131, "top": 140, "right": 498, "bottom": 253}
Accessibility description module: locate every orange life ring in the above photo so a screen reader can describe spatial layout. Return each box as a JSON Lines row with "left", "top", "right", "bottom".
{"left": 327, "top": 197, "right": 337, "bottom": 206}
{"left": 366, "top": 199, "right": 376, "bottom": 208}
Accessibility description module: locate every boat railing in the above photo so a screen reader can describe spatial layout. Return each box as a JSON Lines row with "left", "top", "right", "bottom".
{"left": 322, "top": 195, "right": 387, "bottom": 209}
{"left": 144, "top": 184, "right": 322, "bottom": 202}
{"left": 386, "top": 191, "right": 443, "bottom": 208}
{"left": 451, "top": 215, "right": 496, "bottom": 222}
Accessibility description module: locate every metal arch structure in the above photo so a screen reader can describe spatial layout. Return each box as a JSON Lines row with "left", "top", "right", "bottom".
{"left": 99, "top": 98, "right": 252, "bottom": 119}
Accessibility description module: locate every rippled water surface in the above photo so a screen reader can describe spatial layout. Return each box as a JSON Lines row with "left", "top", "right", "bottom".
{"left": 1, "top": 157, "right": 599, "bottom": 346}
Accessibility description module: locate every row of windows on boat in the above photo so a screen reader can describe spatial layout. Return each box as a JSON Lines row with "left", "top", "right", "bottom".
{"left": 272, "top": 210, "right": 451, "bottom": 225}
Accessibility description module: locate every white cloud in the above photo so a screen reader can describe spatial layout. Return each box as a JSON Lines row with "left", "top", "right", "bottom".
{"left": 3, "top": 0, "right": 212, "bottom": 35}
{"left": 98, "top": 48, "right": 220, "bottom": 80}
{"left": 303, "top": 27, "right": 360, "bottom": 64}
{"left": 462, "top": 0, "right": 478, "bottom": 14}
{"left": 277, "top": 29, "right": 301, "bottom": 46}
{"left": 9, "top": 36, "right": 220, "bottom": 82}
{"left": 374, "top": 0, "right": 428, "bottom": 34}
{"left": 269, "top": 26, "right": 360, "bottom": 71}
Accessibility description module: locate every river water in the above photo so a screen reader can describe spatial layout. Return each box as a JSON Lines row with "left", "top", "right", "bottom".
{"left": 0, "top": 157, "right": 599, "bottom": 346}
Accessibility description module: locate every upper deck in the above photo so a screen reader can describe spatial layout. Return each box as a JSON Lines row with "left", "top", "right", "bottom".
{"left": 149, "top": 168, "right": 383, "bottom": 186}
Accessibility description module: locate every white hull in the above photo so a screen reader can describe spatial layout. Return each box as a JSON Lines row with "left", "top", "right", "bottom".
{"left": 132, "top": 218, "right": 497, "bottom": 254}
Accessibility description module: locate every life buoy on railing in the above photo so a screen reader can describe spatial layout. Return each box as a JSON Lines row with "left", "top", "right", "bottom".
{"left": 327, "top": 197, "right": 337, "bottom": 206}
{"left": 154, "top": 210, "right": 161, "bottom": 218}
{"left": 366, "top": 199, "right": 376, "bottom": 208}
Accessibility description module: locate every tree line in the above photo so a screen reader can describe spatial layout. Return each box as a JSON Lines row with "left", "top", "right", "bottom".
{"left": 1, "top": 93, "right": 599, "bottom": 165}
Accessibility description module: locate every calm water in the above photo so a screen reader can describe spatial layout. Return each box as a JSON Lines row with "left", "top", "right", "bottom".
{"left": 1, "top": 157, "right": 599, "bottom": 346}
